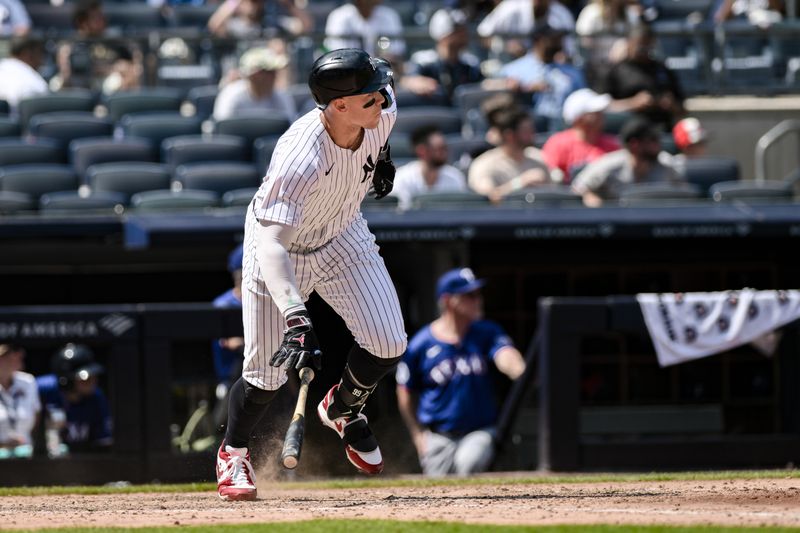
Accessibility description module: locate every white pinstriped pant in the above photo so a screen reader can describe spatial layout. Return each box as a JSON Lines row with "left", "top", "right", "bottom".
{"left": 240, "top": 210, "right": 408, "bottom": 390}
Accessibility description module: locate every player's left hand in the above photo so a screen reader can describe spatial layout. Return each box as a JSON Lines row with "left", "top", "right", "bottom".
{"left": 372, "top": 143, "right": 395, "bottom": 199}
{"left": 270, "top": 310, "right": 322, "bottom": 371}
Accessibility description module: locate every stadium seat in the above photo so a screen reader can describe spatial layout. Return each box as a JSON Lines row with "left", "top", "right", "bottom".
{"left": 410, "top": 190, "right": 491, "bottom": 209}
{"left": 87, "top": 162, "right": 172, "bottom": 200}
{"left": 26, "top": 3, "right": 74, "bottom": 33}
{"left": 162, "top": 135, "right": 247, "bottom": 173}
{"left": 157, "top": 64, "right": 217, "bottom": 94}
{"left": 654, "top": 0, "right": 713, "bottom": 20}
{"left": 603, "top": 111, "right": 634, "bottom": 135}
{"left": 0, "top": 117, "right": 20, "bottom": 138}
{"left": 213, "top": 115, "right": 291, "bottom": 145}
{"left": 682, "top": 157, "right": 740, "bottom": 196}
{"left": 0, "top": 100, "right": 9, "bottom": 115}
{"left": 0, "top": 164, "right": 79, "bottom": 200}
{"left": 361, "top": 195, "right": 400, "bottom": 210}
{"left": 0, "top": 139, "right": 64, "bottom": 166}
{"left": 28, "top": 112, "right": 115, "bottom": 148}
{"left": 105, "top": 89, "right": 184, "bottom": 122}
{"left": 120, "top": 113, "right": 202, "bottom": 146}
{"left": 104, "top": 3, "right": 164, "bottom": 32}
{"left": 709, "top": 180, "right": 793, "bottom": 202}
{"left": 393, "top": 88, "right": 450, "bottom": 108}
{"left": 253, "top": 136, "right": 280, "bottom": 177}
{"left": 130, "top": 189, "right": 219, "bottom": 211}
{"left": 171, "top": 4, "right": 217, "bottom": 28}
{"left": 386, "top": 135, "right": 414, "bottom": 159}
{"left": 453, "top": 84, "right": 512, "bottom": 136}
{"left": 619, "top": 182, "right": 703, "bottom": 206}
{"left": 174, "top": 162, "right": 260, "bottom": 196}
{"left": 393, "top": 107, "right": 463, "bottom": 136}
{"left": 221, "top": 188, "right": 258, "bottom": 208}
{"left": 503, "top": 185, "right": 584, "bottom": 207}
{"left": 70, "top": 137, "right": 156, "bottom": 179}
{"left": 286, "top": 84, "right": 316, "bottom": 116}
{"left": 445, "top": 136, "right": 493, "bottom": 172}
{"left": 17, "top": 90, "right": 96, "bottom": 130}
{"left": 0, "top": 191, "right": 35, "bottom": 214}
{"left": 186, "top": 85, "right": 219, "bottom": 121}
{"left": 39, "top": 190, "right": 127, "bottom": 214}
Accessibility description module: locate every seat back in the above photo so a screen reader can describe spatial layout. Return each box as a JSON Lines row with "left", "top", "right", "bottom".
{"left": 0, "top": 117, "right": 20, "bottom": 138}
{"left": 29, "top": 112, "right": 114, "bottom": 147}
{"left": 70, "top": 137, "right": 155, "bottom": 179}
{"left": 0, "top": 139, "right": 64, "bottom": 166}
{"left": 213, "top": 115, "right": 291, "bottom": 146}
{"left": 619, "top": 182, "right": 703, "bottom": 205}
{"left": 393, "top": 107, "right": 463, "bottom": 136}
{"left": 0, "top": 191, "right": 35, "bottom": 214}
{"left": 39, "top": 190, "right": 127, "bottom": 214}
{"left": 17, "top": 90, "right": 96, "bottom": 131}
{"left": 130, "top": 189, "right": 219, "bottom": 211}
{"left": 186, "top": 85, "right": 219, "bottom": 121}
{"left": 682, "top": 157, "right": 740, "bottom": 196}
{"left": 0, "top": 164, "right": 79, "bottom": 200}
{"left": 253, "top": 136, "right": 281, "bottom": 178}
{"left": 104, "top": 3, "right": 163, "bottom": 32}
{"left": 87, "top": 162, "right": 172, "bottom": 200}
{"left": 106, "top": 89, "right": 184, "bottom": 122}
{"left": 221, "top": 188, "right": 258, "bottom": 208}
{"left": 175, "top": 162, "right": 261, "bottom": 196}
{"left": 162, "top": 135, "right": 247, "bottom": 173}
{"left": 121, "top": 113, "right": 202, "bottom": 146}
{"left": 503, "top": 185, "right": 584, "bottom": 207}
{"left": 411, "top": 190, "right": 491, "bottom": 209}
{"left": 709, "top": 180, "right": 793, "bottom": 202}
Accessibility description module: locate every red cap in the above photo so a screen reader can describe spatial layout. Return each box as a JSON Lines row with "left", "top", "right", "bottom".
{"left": 672, "top": 118, "right": 708, "bottom": 151}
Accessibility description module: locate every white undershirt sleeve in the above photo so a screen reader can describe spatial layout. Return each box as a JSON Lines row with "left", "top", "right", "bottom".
{"left": 255, "top": 220, "right": 306, "bottom": 317}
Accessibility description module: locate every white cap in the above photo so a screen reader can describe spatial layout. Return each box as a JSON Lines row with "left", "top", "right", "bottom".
{"left": 562, "top": 88, "right": 612, "bottom": 125}
{"left": 239, "top": 47, "right": 289, "bottom": 77}
{"left": 429, "top": 8, "right": 467, "bottom": 41}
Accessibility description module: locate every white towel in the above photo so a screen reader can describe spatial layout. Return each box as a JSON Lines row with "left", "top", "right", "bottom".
{"left": 637, "top": 289, "right": 800, "bottom": 367}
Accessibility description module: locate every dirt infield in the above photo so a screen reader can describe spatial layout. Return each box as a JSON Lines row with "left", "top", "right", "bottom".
{"left": 2, "top": 477, "right": 799, "bottom": 529}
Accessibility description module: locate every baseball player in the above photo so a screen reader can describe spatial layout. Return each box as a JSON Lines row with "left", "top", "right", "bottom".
{"left": 396, "top": 268, "right": 526, "bottom": 476}
{"left": 216, "top": 48, "right": 407, "bottom": 501}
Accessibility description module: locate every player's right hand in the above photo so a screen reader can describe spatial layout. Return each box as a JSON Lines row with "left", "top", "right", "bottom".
{"left": 270, "top": 310, "right": 322, "bottom": 371}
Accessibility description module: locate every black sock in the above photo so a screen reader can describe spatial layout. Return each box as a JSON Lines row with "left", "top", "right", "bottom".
{"left": 224, "top": 377, "right": 277, "bottom": 448}
{"left": 333, "top": 344, "right": 401, "bottom": 415}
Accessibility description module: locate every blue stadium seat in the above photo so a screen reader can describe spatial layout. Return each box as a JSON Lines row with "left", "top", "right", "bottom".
{"left": 0, "top": 191, "right": 35, "bottom": 214}
{"left": 104, "top": 3, "right": 164, "bottom": 32}
{"left": 70, "top": 137, "right": 156, "bottom": 180}
{"left": 186, "top": 85, "right": 219, "bottom": 121}
{"left": 171, "top": 4, "right": 217, "bottom": 28}
{"left": 503, "top": 185, "right": 584, "bottom": 207}
{"left": 410, "top": 190, "right": 491, "bottom": 209}
{"left": 162, "top": 135, "right": 247, "bottom": 173}
{"left": 29, "top": 112, "right": 115, "bottom": 148}
{"left": 213, "top": 115, "right": 291, "bottom": 146}
{"left": 603, "top": 111, "right": 633, "bottom": 135}
{"left": 105, "top": 89, "right": 184, "bottom": 122}
{"left": 393, "top": 107, "right": 463, "bottom": 136}
{"left": 619, "top": 182, "right": 703, "bottom": 205}
{"left": 222, "top": 188, "right": 258, "bottom": 208}
{"left": 286, "top": 84, "right": 316, "bottom": 116}
{"left": 175, "top": 162, "right": 260, "bottom": 196}
{"left": 453, "top": 84, "right": 513, "bottom": 137}
{"left": 26, "top": 3, "right": 74, "bottom": 33}
{"left": 655, "top": 0, "right": 713, "bottom": 20}
{"left": 362, "top": 195, "right": 400, "bottom": 211}
{"left": 0, "top": 139, "right": 64, "bottom": 166}
{"left": 39, "top": 190, "right": 127, "bottom": 214}
{"left": 393, "top": 88, "right": 450, "bottom": 108}
{"left": 120, "top": 113, "right": 202, "bottom": 146}
{"left": 87, "top": 162, "right": 172, "bottom": 201}
{"left": 0, "top": 100, "right": 9, "bottom": 115}
{"left": 0, "top": 164, "right": 79, "bottom": 200}
{"left": 17, "top": 90, "right": 96, "bottom": 131}
{"left": 682, "top": 157, "right": 740, "bottom": 196}
{"left": 0, "top": 117, "right": 20, "bottom": 138}
{"left": 130, "top": 189, "right": 219, "bottom": 211}
{"left": 710, "top": 180, "right": 793, "bottom": 202}
{"left": 253, "top": 136, "right": 280, "bottom": 178}
{"left": 157, "top": 64, "right": 218, "bottom": 94}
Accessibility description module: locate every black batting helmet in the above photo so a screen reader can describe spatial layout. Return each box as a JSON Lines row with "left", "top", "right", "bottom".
{"left": 308, "top": 48, "right": 393, "bottom": 109}
{"left": 52, "top": 343, "right": 104, "bottom": 389}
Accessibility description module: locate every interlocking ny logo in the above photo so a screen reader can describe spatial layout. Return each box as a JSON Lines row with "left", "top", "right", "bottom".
{"left": 361, "top": 154, "right": 376, "bottom": 183}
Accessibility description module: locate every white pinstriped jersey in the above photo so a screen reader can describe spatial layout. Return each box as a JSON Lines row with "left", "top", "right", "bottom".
{"left": 250, "top": 90, "right": 397, "bottom": 252}
{"left": 239, "top": 87, "right": 407, "bottom": 390}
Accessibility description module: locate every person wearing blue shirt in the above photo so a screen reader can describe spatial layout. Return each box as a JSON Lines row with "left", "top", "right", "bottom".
{"left": 36, "top": 344, "right": 112, "bottom": 453}
{"left": 212, "top": 244, "right": 245, "bottom": 389}
{"left": 396, "top": 268, "right": 525, "bottom": 476}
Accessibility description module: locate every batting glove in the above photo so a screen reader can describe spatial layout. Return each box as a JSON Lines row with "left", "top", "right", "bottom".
{"left": 270, "top": 310, "right": 322, "bottom": 371}
{"left": 371, "top": 143, "right": 395, "bottom": 200}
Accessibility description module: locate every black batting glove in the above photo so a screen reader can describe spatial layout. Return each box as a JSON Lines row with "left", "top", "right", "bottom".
{"left": 371, "top": 143, "right": 395, "bottom": 199}
{"left": 269, "top": 310, "right": 322, "bottom": 371}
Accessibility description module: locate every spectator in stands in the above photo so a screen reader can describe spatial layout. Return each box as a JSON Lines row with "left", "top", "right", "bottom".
{"left": 37, "top": 344, "right": 113, "bottom": 453}
{"left": 468, "top": 106, "right": 551, "bottom": 202}
{"left": 401, "top": 8, "right": 483, "bottom": 104}
{"left": 213, "top": 46, "right": 296, "bottom": 122}
{"left": 658, "top": 117, "right": 710, "bottom": 175}
{"left": 713, "top": 0, "right": 783, "bottom": 27}
{"left": 208, "top": 0, "right": 313, "bottom": 39}
{"left": 0, "top": 0, "right": 30, "bottom": 36}
{"left": 396, "top": 267, "right": 525, "bottom": 476}
{"left": 542, "top": 88, "right": 621, "bottom": 183}
{"left": 390, "top": 125, "right": 469, "bottom": 211}
{"left": 572, "top": 116, "right": 684, "bottom": 206}
{"left": 600, "top": 24, "right": 685, "bottom": 128}
{"left": 211, "top": 244, "right": 246, "bottom": 426}
{"left": 0, "top": 37, "right": 48, "bottom": 116}
{"left": 0, "top": 345, "right": 40, "bottom": 459}
{"left": 477, "top": 0, "right": 575, "bottom": 59}
{"left": 324, "top": 0, "right": 406, "bottom": 64}
{"left": 101, "top": 45, "right": 144, "bottom": 95}
{"left": 575, "top": 0, "right": 644, "bottom": 88}
{"left": 487, "top": 24, "right": 585, "bottom": 132}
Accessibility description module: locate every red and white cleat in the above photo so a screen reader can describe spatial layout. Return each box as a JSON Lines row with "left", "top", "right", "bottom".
{"left": 317, "top": 385, "right": 384, "bottom": 475}
{"left": 216, "top": 441, "right": 257, "bottom": 501}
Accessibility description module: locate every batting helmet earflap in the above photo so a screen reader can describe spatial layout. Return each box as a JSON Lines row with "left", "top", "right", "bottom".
{"left": 308, "top": 48, "right": 393, "bottom": 109}
{"left": 52, "top": 343, "right": 104, "bottom": 389}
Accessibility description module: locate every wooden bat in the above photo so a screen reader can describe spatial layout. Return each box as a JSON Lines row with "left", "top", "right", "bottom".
{"left": 280, "top": 366, "right": 315, "bottom": 469}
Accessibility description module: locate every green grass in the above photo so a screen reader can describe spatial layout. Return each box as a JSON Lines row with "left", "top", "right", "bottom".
{"left": 0, "top": 469, "right": 797, "bottom": 497}
{"left": 7, "top": 522, "right": 800, "bottom": 533}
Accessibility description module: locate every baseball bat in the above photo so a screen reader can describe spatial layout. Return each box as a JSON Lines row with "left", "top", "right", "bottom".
{"left": 280, "top": 366, "right": 315, "bottom": 469}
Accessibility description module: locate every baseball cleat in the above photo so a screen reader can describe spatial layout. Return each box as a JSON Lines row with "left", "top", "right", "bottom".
{"left": 317, "top": 384, "right": 384, "bottom": 475}
{"left": 216, "top": 441, "right": 257, "bottom": 501}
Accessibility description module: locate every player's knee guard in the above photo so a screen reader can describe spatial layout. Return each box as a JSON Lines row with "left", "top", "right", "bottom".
{"left": 243, "top": 379, "right": 278, "bottom": 405}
